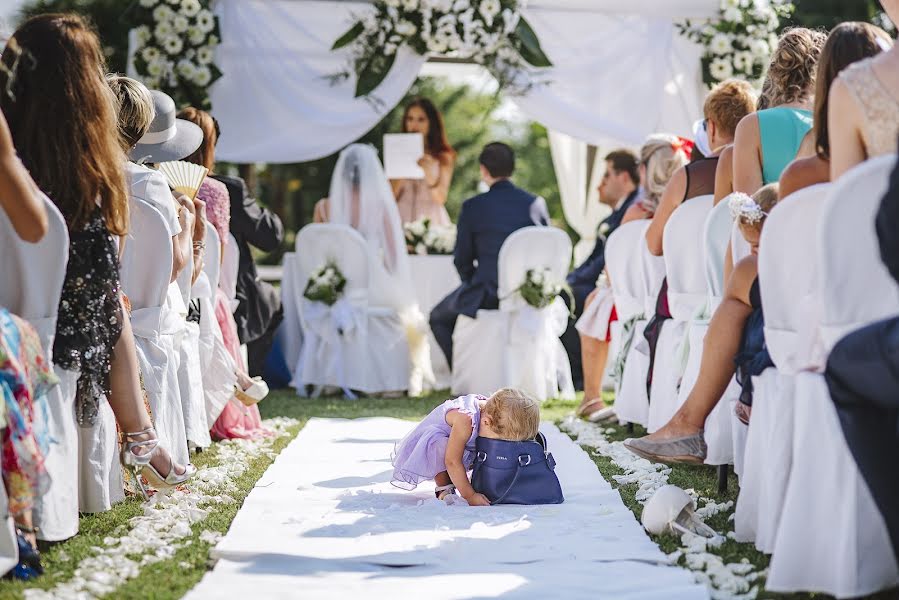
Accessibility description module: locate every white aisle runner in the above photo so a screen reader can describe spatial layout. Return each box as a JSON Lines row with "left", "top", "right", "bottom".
{"left": 186, "top": 418, "right": 707, "bottom": 599}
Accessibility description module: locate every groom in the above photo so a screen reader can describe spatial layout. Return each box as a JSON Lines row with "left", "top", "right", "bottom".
{"left": 430, "top": 142, "right": 549, "bottom": 368}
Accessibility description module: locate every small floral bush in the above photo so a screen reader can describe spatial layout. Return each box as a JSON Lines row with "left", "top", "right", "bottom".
{"left": 131, "top": 0, "right": 221, "bottom": 109}
{"left": 678, "top": 0, "right": 795, "bottom": 87}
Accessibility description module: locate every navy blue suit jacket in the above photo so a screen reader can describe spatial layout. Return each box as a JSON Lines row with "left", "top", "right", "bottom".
{"left": 566, "top": 190, "right": 639, "bottom": 307}
{"left": 877, "top": 153, "right": 899, "bottom": 284}
{"left": 452, "top": 179, "right": 548, "bottom": 317}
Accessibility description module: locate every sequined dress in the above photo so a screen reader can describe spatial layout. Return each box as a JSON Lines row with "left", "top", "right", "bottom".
{"left": 52, "top": 209, "right": 123, "bottom": 426}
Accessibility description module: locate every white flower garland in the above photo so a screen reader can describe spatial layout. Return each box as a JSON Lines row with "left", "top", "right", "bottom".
{"left": 131, "top": 0, "right": 222, "bottom": 108}
{"left": 560, "top": 417, "right": 767, "bottom": 600}
{"left": 678, "top": 0, "right": 795, "bottom": 87}
{"left": 24, "top": 418, "right": 299, "bottom": 600}
{"left": 332, "top": 0, "right": 552, "bottom": 98}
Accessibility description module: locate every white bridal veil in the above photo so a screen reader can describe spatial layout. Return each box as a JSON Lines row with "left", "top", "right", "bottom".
{"left": 328, "top": 144, "right": 434, "bottom": 393}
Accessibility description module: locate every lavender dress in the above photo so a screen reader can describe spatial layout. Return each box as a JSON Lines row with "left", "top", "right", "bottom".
{"left": 391, "top": 394, "right": 484, "bottom": 490}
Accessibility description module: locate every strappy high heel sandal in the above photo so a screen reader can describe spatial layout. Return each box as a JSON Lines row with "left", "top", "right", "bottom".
{"left": 120, "top": 427, "right": 197, "bottom": 499}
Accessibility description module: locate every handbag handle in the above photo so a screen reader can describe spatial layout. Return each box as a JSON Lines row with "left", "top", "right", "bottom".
{"left": 487, "top": 454, "right": 531, "bottom": 505}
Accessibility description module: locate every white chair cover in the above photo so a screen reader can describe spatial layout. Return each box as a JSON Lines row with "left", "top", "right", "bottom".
{"left": 605, "top": 221, "right": 651, "bottom": 426}
{"left": 768, "top": 155, "right": 899, "bottom": 595}
{"left": 203, "top": 223, "right": 222, "bottom": 297}
{"left": 0, "top": 195, "right": 82, "bottom": 541}
{"left": 220, "top": 232, "right": 240, "bottom": 312}
{"left": 292, "top": 224, "right": 409, "bottom": 395}
{"left": 0, "top": 465, "right": 16, "bottom": 576}
{"left": 735, "top": 182, "right": 832, "bottom": 551}
{"left": 677, "top": 199, "right": 738, "bottom": 465}
{"left": 452, "top": 227, "right": 574, "bottom": 401}
{"left": 120, "top": 199, "right": 190, "bottom": 469}
{"left": 280, "top": 252, "right": 303, "bottom": 385}
{"left": 646, "top": 196, "right": 712, "bottom": 433}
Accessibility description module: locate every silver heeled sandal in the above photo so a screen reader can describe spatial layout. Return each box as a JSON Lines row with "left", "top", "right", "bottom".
{"left": 120, "top": 427, "right": 197, "bottom": 499}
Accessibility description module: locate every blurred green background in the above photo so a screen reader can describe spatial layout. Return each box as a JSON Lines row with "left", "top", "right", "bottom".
{"left": 13, "top": 0, "right": 895, "bottom": 263}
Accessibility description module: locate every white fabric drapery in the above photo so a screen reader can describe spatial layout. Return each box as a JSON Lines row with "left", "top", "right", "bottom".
{"left": 548, "top": 130, "right": 610, "bottom": 266}
{"left": 209, "top": 0, "right": 711, "bottom": 164}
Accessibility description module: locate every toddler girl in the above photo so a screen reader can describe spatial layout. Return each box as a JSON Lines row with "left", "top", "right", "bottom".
{"left": 391, "top": 388, "right": 540, "bottom": 506}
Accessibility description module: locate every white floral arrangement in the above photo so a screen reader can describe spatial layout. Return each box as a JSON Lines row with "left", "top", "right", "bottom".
{"left": 517, "top": 267, "right": 573, "bottom": 316}
{"left": 131, "top": 0, "right": 221, "bottom": 109}
{"left": 304, "top": 261, "right": 347, "bottom": 306}
{"left": 404, "top": 217, "right": 457, "bottom": 255}
{"left": 332, "top": 0, "right": 552, "bottom": 98}
{"left": 678, "top": 0, "right": 795, "bottom": 87}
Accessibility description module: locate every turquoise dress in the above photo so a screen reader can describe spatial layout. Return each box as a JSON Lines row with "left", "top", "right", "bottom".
{"left": 758, "top": 107, "right": 813, "bottom": 184}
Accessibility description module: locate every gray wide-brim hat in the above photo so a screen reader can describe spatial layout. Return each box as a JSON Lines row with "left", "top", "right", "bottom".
{"left": 129, "top": 90, "right": 203, "bottom": 164}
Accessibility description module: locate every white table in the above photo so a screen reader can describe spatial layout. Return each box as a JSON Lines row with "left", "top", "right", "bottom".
{"left": 408, "top": 254, "right": 460, "bottom": 390}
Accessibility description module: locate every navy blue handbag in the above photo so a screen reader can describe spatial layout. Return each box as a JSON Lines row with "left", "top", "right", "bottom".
{"left": 470, "top": 433, "right": 564, "bottom": 505}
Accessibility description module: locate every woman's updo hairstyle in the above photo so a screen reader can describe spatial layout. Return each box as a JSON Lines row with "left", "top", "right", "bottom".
{"left": 763, "top": 27, "right": 827, "bottom": 107}
{"left": 639, "top": 134, "right": 690, "bottom": 211}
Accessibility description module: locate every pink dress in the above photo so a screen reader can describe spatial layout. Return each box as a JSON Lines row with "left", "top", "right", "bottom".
{"left": 200, "top": 176, "right": 269, "bottom": 440}
{"left": 391, "top": 394, "right": 483, "bottom": 490}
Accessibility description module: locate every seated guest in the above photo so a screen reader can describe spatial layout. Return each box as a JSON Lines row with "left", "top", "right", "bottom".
{"left": 212, "top": 161, "right": 285, "bottom": 377}
{"left": 179, "top": 106, "right": 272, "bottom": 439}
{"left": 577, "top": 135, "right": 690, "bottom": 419}
{"left": 825, "top": 149, "right": 899, "bottom": 565}
{"left": 624, "top": 185, "right": 780, "bottom": 463}
{"left": 561, "top": 149, "right": 640, "bottom": 390}
{"left": 430, "top": 142, "right": 549, "bottom": 368}
{"left": 646, "top": 80, "right": 757, "bottom": 256}
{"left": 780, "top": 22, "right": 891, "bottom": 197}
{"left": 726, "top": 27, "right": 825, "bottom": 281}
{"left": 828, "top": 3, "right": 899, "bottom": 180}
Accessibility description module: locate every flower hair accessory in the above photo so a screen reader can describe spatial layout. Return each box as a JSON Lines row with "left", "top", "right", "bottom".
{"left": 671, "top": 136, "right": 695, "bottom": 160}
{"left": 728, "top": 192, "right": 767, "bottom": 225}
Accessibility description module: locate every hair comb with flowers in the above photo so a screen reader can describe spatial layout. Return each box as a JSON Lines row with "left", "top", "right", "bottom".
{"left": 727, "top": 192, "right": 768, "bottom": 225}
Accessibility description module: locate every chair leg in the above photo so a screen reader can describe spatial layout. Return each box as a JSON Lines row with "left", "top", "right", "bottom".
{"left": 626, "top": 422, "right": 634, "bottom": 434}
{"left": 717, "top": 464, "right": 729, "bottom": 494}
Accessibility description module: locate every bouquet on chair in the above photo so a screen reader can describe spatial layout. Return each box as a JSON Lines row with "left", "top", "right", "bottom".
{"left": 516, "top": 268, "right": 574, "bottom": 317}
{"left": 404, "top": 218, "right": 456, "bottom": 256}
{"left": 303, "top": 261, "right": 346, "bottom": 306}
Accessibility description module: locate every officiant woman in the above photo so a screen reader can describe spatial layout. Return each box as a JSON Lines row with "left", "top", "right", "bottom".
{"left": 390, "top": 97, "right": 456, "bottom": 225}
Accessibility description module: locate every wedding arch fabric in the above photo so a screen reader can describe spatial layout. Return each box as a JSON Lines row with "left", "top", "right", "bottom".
{"left": 208, "top": 0, "right": 713, "bottom": 164}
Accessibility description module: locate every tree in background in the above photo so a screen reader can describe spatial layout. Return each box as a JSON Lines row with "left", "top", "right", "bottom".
{"left": 791, "top": 0, "right": 892, "bottom": 31}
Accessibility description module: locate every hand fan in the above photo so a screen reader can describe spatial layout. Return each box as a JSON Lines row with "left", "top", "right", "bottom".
{"left": 157, "top": 161, "right": 208, "bottom": 201}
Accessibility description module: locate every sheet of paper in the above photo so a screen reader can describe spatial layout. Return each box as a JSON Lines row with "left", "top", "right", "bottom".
{"left": 383, "top": 133, "right": 425, "bottom": 180}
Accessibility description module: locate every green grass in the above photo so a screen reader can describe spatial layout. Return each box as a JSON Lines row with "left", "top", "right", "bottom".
{"left": 0, "top": 389, "right": 888, "bottom": 599}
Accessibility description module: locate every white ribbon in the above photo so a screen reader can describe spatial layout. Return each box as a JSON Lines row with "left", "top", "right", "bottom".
{"left": 503, "top": 297, "right": 571, "bottom": 400}
{"left": 298, "top": 292, "right": 367, "bottom": 399}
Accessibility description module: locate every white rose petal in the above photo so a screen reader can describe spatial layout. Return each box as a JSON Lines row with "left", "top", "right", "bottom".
{"left": 163, "top": 36, "right": 184, "bottom": 55}
{"left": 180, "top": 0, "right": 201, "bottom": 17}
{"left": 709, "top": 57, "right": 734, "bottom": 81}
{"left": 193, "top": 66, "right": 212, "bottom": 86}
{"left": 709, "top": 33, "right": 732, "bottom": 55}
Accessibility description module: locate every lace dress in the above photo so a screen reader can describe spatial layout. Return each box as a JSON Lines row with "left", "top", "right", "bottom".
{"left": 52, "top": 209, "right": 123, "bottom": 426}
{"left": 839, "top": 58, "right": 899, "bottom": 158}
{"left": 0, "top": 308, "right": 55, "bottom": 516}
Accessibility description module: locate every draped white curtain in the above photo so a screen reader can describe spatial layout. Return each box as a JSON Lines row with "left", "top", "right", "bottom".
{"left": 547, "top": 131, "right": 611, "bottom": 266}
{"left": 209, "top": 0, "right": 711, "bottom": 163}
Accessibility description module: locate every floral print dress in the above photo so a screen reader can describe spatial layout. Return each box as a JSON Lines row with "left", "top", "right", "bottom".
{"left": 0, "top": 308, "right": 55, "bottom": 516}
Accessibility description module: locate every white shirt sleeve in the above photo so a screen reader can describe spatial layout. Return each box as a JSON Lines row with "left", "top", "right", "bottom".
{"left": 128, "top": 164, "right": 182, "bottom": 236}
{"left": 530, "top": 196, "right": 550, "bottom": 226}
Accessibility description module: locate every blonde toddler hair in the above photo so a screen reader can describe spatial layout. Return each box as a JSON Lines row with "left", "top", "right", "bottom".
{"left": 482, "top": 388, "right": 540, "bottom": 441}
{"left": 732, "top": 183, "right": 780, "bottom": 231}
{"left": 106, "top": 73, "right": 155, "bottom": 151}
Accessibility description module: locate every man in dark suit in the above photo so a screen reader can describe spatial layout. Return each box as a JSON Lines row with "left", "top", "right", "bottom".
{"left": 825, "top": 151, "right": 899, "bottom": 565}
{"left": 561, "top": 149, "right": 640, "bottom": 390}
{"left": 212, "top": 174, "right": 285, "bottom": 376}
{"left": 430, "top": 142, "right": 549, "bottom": 367}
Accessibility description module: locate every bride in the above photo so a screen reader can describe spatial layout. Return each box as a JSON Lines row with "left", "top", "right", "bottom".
{"left": 315, "top": 144, "right": 434, "bottom": 394}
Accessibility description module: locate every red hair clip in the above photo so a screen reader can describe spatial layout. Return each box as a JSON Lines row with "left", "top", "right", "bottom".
{"left": 671, "top": 136, "right": 695, "bottom": 160}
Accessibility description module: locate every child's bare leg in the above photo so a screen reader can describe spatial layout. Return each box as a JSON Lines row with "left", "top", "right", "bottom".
{"left": 435, "top": 472, "right": 451, "bottom": 487}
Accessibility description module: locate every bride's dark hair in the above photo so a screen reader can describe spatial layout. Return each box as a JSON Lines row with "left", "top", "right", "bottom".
{"left": 402, "top": 97, "right": 456, "bottom": 161}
